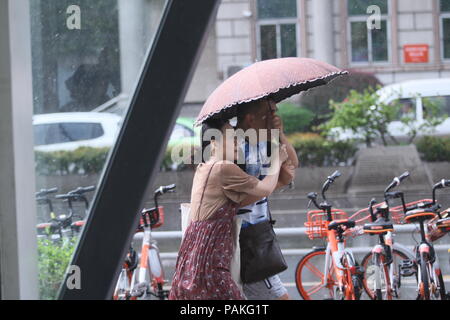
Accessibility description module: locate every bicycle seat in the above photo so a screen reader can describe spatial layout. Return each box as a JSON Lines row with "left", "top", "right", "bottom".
{"left": 328, "top": 219, "right": 355, "bottom": 231}
{"left": 363, "top": 217, "right": 394, "bottom": 234}
{"left": 71, "top": 220, "right": 85, "bottom": 227}
{"left": 404, "top": 208, "right": 437, "bottom": 224}
{"left": 436, "top": 217, "right": 450, "bottom": 231}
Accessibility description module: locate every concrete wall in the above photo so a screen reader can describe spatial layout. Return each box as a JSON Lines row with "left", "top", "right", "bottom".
{"left": 36, "top": 159, "right": 450, "bottom": 231}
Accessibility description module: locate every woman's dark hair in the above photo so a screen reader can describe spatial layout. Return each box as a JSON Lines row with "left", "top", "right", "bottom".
{"left": 201, "top": 118, "right": 228, "bottom": 163}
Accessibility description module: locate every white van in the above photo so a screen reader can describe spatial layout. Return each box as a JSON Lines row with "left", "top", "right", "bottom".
{"left": 379, "top": 78, "right": 450, "bottom": 137}
{"left": 333, "top": 78, "right": 450, "bottom": 140}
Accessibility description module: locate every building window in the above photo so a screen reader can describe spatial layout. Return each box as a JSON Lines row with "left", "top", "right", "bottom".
{"left": 441, "top": 0, "right": 450, "bottom": 60}
{"left": 257, "top": 0, "right": 298, "bottom": 60}
{"left": 348, "top": 0, "right": 389, "bottom": 64}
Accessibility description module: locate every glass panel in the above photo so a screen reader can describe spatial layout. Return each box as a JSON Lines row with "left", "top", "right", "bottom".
{"left": 280, "top": 24, "right": 297, "bottom": 57}
{"left": 260, "top": 25, "right": 277, "bottom": 60}
{"left": 391, "top": 98, "right": 417, "bottom": 121}
{"left": 348, "top": 0, "right": 388, "bottom": 16}
{"left": 423, "top": 96, "right": 450, "bottom": 118}
{"left": 171, "top": 124, "right": 194, "bottom": 140}
{"left": 351, "top": 21, "right": 369, "bottom": 62}
{"left": 34, "top": 123, "right": 104, "bottom": 146}
{"left": 30, "top": 0, "right": 167, "bottom": 300}
{"left": 441, "top": 0, "right": 450, "bottom": 12}
{"left": 444, "top": 18, "right": 450, "bottom": 59}
{"left": 257, "top": 0, "right": 297, "bottom": 19}
{"left": 372, "top": 20, "right": 388, "bottom": 61}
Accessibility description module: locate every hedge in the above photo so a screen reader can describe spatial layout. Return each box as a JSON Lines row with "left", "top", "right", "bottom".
{"left": 287, "top": 133, "right": 358, "bottom": 167}
{"left": 38, "top": 238, "right": 76, "bottom": 300}
{"left": 277, "top": 103, "right": 315, "bottom": 134}
{"left": 35, "top": 147, "right": 110, "bottom": 175}
{"left": 416, "top": 136, "right": 450, "bottom": 162}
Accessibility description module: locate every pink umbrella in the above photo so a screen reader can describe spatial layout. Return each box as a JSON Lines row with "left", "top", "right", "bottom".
{"left": 195, "top": 57, "right": 347, "bottom": 126}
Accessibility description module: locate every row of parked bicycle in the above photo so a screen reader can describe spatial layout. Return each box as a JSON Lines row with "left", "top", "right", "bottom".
{"left": 297, "top": 171, "right": 450, "bottom": 300}
{"left": 36, "top": 186, "right": 95, "bottom": 241}
{"left": 37, "top": 172, "right": 450, "bottom": 300}
{"left": 35, "top": 183, "right": 175, "bottom": 300}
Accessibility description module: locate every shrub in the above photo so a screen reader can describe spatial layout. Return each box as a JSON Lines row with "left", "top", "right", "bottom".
{"left": 163, "top": 142, "right": 201, "bottom": 171}
{"left": 299, "top": 70, "right": 382, "bottom": 126}
{"left": 35, "top": 147, "right": 110, "bottom": 175}
{"left": 38, "top": 238, "right": 77, "bottom": 300}
{"left": 277, "top": 103, "right": 315, "bottom": 134}
{"left": 416, "top": 136, "right": 450, "bottom": 162}
{"left": 287, "top": 133, "right": 357, "bottom": 167}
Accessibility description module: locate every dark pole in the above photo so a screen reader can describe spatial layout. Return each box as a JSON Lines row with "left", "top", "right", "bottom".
{"left": 58, "top": 0, "right": 220, "bottom": 299}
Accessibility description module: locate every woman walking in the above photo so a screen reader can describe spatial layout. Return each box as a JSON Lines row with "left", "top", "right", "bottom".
{"left": 169, "top": 119, "right": 288, "bottom": 300}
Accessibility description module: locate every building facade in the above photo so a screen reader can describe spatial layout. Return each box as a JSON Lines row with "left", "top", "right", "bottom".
{"left": 28, "top": 0, "right": 450, "bottom": 115}
{"left": 211, "top": 0, "right": 450, "bottom": 84}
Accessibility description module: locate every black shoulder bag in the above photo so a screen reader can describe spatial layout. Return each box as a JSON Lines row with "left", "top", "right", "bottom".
{"left": 239, "top": 204, "right": 287, "bottom": 284}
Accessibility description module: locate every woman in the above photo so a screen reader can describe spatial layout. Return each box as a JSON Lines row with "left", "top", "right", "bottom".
{"left": 169, "top": 119, "right": 288, "bottom": 300}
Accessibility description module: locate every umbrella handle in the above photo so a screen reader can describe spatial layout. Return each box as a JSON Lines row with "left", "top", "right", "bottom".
{"left": 265, "top": 99, "right": 281, "bottom": 158}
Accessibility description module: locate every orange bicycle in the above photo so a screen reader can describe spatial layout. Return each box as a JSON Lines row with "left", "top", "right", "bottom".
{"left": 113, "top": 184, "right": 175, "bottom": 300}
{"left": 349, "top": 172, "right": 411, "bottom": 300}
{"left": 295, "top": 171, "right": 363, "bottom": 300}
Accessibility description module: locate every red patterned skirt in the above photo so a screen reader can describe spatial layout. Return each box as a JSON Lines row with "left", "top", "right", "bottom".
{"left": 169, "top": 202, "right": 245, "bottom": 300}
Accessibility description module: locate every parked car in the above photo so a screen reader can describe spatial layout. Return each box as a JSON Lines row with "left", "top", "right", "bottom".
{"left": 33, "top": 112, "right": 200, "bottom": 152}
{"left": 33, "top": 112, "right": 122, "bottom": 152}
{"left": 168, "top": 117, "right": 200, "bottom": 149}
{"left": 333, "top": 78, "right": 450, "bottom": 141}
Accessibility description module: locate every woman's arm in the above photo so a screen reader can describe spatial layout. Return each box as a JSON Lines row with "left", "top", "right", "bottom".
{"left": 238, "top": 145, "right": 288, "bottom": 205}
{"left": 243, "top": 166, "right": 280, "bottom": 198}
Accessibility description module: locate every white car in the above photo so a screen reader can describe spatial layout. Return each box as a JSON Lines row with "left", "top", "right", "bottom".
{"left": 333, "top": 78, "right": 450, "bottom": 140}
{"left": 33, "top": 112, "right": 122, "bottom": 152}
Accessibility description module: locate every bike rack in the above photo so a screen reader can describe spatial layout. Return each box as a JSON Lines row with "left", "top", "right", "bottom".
{"left": 137, "top": 225, "right": 450, "bottom": 259}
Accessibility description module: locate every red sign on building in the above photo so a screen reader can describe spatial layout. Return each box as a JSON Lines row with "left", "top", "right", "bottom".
{"left": 404, "top": 44, "right": 429, "bottom": 63}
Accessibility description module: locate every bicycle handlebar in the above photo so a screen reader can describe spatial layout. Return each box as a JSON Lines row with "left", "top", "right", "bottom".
{"left": 35, "top": 187, "right": 58, "bottom": 198}
{"left": 384, "top": 171, "right": 409, "bottom": 193}
{"left": 321, "top": 170, "right": 341, "bottom": 202}
{"left": 154, "top": 184, "right": 176, "bottom": 196}
{"left": 432, "top": 179, "right": 450, "bottom": 204}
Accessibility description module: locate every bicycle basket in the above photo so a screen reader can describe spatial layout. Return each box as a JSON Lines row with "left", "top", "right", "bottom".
{"left": 138, "top": 206, "right": 165, "bottom": 231}
{"left": 304, "top": 209, "right": 348, "bottom": 240}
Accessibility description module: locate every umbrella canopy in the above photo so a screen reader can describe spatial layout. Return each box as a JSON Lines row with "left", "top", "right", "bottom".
{"left": 195, "top": 57, "right": 347, "bottom": 126}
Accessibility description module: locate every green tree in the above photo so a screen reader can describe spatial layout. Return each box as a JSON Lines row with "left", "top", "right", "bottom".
{"left": 322, "top": 87, "right": 399, "bottom": 147}
{"left": 299, "top": 71, "right": 382, "bottom": 127}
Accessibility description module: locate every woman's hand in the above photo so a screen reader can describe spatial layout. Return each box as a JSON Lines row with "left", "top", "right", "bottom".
{"left": 279, "top": 144, "right": 288, "bottom": 164}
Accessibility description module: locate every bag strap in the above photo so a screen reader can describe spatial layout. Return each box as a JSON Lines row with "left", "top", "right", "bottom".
{"left": 196, "top": 162, "right": 216, "bottom": 219}
{"left": 267, "top": 199, "right": 276, "bottom": 225}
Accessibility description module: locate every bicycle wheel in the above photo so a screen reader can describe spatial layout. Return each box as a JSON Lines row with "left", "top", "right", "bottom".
{"left": 113, "top": 269, "right": 131, "bottom": 300}
{"left": 418, "top": 252, "right": 431, "bottom": 300}
{"left": 362, "top": 249, "right": 408, "bottom": 300}
{"left": 435, "top": 268, "right": 447, "bottom": 300}
{"left": 341, "top": 253, "right": 360, "bottom": 300}
{"left": 295, "top": 249, "right": 337, "bottom": 300}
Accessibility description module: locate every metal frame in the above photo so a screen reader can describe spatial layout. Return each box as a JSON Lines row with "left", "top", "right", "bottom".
{"left": 58, "top": 0, "right": 220, "bottom": 300}
{"left": 0, "top": 0, "right": 38, "bottom": 300}
{"left": 146, "top": 225, "right": 450, "bottom": 259}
